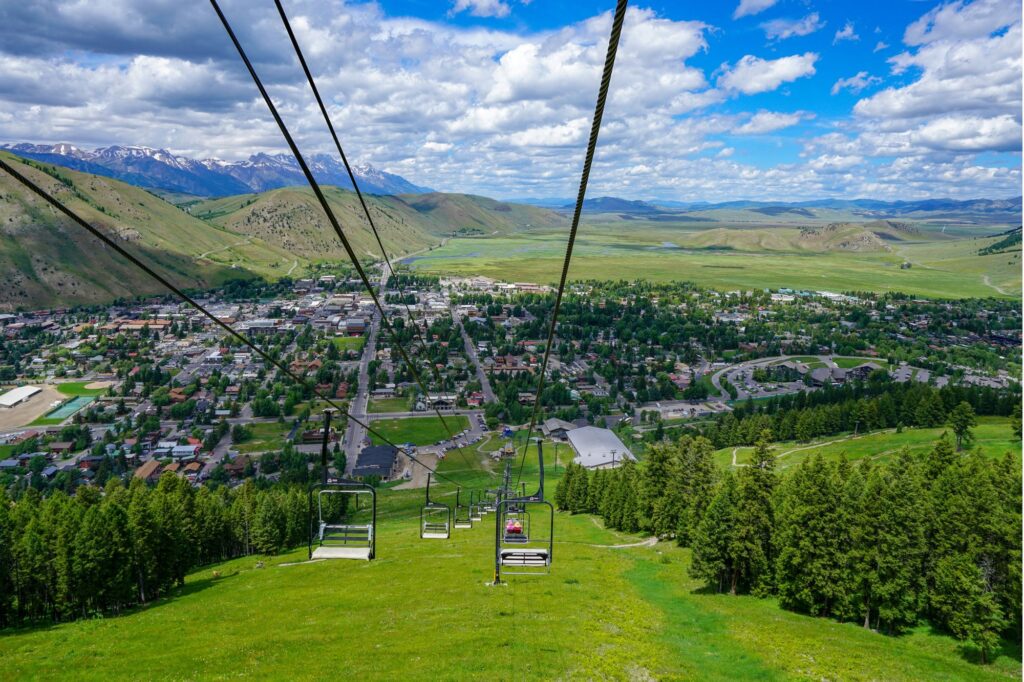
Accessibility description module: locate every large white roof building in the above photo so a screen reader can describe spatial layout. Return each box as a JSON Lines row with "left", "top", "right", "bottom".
{"left": 566, "top": 426, "right": 635, "bottom": 469}
{"left": 0, "top": 385, "right": 41, "bottom": 408}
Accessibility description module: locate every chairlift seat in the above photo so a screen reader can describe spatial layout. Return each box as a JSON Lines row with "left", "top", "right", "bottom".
{"left": 500, "top": 548, "right": 549, "bottom": 567}
{"left": 312, "top": 545, "right": 372, "bottom": 560}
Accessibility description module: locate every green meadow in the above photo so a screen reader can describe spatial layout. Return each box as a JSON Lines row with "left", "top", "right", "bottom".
{"left": 715, "top": 417, "right": 1020, "bottom": 471}
{"left": 408, "top": 227, "right": 1020, "bottom": 299}
{"left": 0, "top": 444, "right": 1018, "bottom": 680}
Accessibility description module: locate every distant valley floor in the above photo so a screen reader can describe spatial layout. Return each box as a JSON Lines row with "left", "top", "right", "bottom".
{"left": 407, "top": 227, "right": 1021, "bottom": 299}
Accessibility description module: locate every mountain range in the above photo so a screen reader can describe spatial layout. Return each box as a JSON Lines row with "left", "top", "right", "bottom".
{"left": 510, "top": 195, "right": 1023, "bottom": 221}
{"left": 0, "top": 143, "right": 432, "bottom": 198}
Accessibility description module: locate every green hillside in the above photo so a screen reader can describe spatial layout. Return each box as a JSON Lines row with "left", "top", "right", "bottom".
{"left": 191, "top": 188, "right": 566, "bottom": 262}
{"left": 0, "top": 445, "right": 1018, "bottom": 680}
{"left": 0, "top": 152, "right": 301, "bottom": 310}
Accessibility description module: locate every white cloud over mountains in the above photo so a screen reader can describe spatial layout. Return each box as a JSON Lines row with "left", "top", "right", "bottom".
{"left": 0, "top": 0, "right": 1018, "bottom": 201}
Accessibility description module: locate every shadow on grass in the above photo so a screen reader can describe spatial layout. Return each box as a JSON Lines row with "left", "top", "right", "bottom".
{"left": 921, "top": 623, "right": 1023, "bottom": 666}
{"left": 0, "top": 559, "right": 258, "bottom": 637}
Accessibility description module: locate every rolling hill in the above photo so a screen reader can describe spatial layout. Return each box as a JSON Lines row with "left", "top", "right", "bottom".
{"left": 190, "top": 189, "right": 565, "bottom": 261}
{"left": 0, "top": 153, "right": 567, "bottom": 309}
{"left": 0, "top": 152, "right": 300, "bottom": 310}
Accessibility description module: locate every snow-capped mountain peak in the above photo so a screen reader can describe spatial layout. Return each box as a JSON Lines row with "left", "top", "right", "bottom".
{"left": 1, "top": 141, "right": 432, "bottom": 197}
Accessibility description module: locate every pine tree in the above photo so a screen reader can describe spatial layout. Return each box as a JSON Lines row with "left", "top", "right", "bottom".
{"left": 252, "top": 493, "right": 286, "bottom": 555}
{"left": 554, "top": 464, "right": 574, "bottom": 511}
{"left": 567, "top": 465, "right": 590, "bottom": 514}
{"left": 775, "top": 455, "right": 848, "bottom": 617}
{"left": 931, "top": 553, "right": 1006, "bottom": 664}
{"left": 0, "top": 498, "right": 13, "bottom": 628}
{"left": 733, "top": 433, "right": 777, "bottom": 595}
{"left": 948, "top": 401, "right": 977, "bottom": 451}
{"left": 690, "top": 472, "right": 739, "bottom": 593}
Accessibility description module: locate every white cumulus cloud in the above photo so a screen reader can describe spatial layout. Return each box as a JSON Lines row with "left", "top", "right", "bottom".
{"left": 717, "top": 53, "right": 818, "bottom": 95}
{"left": 734, "top": 110, "right": 811, "bottom": 135}
{"left": 833, "top": 21, "right": 859, "bottom": 44}
{"left": 831, "top": 71, "right": 882, "bottom": 96}
{"left": 733, "top": 0, "right": 779, "bottom": 19}
{"left": 762, "top": 13, "right": 825, "bottom": 41}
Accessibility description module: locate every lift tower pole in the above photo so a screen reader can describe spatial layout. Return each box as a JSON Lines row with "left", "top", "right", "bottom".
{"left": 320, "top": 408, "right": 336, "bottom": 484}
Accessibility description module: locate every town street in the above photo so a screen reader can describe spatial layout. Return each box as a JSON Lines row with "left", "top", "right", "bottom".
{"left": 342, "top": 268, "right": 389, "bottom": 473}
{"left": 450, "top": 305, "right": 496, "bottom": 404}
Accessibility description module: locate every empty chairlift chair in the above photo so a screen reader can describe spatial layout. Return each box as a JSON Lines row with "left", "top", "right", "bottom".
{"left": 420, "top": 473, "right": 452, "bottom": 539}
{"left": 309, "top": 480, "right": 376, "bottom": 560}
{"left": 493, "top": 440, "right": 553, "bottom": 582}
{"left": 469, "top": 490, "right": 483, "bottom": 522}
{"left": 454, "top": 488, "right": 473, "bottom": 529}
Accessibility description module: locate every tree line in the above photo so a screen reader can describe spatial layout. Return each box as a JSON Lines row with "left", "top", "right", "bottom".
{"left": 554, "top": 431, "right": 1020, "bottom": 664}
{"left": 0, "top": 475, "right": 312, "bottom": 628}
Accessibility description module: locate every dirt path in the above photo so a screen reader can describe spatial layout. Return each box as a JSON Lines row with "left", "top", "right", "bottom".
{"left": 197, "top": 237, "right": 252, "bottom": 259}
{"left": 285, "top": 260, "right": 298, "bottom": 276}
{"left": 982, "top": 274, "right": 1009, "bottom": 296}
{"left": 596, "top": 537, "right": 658, "bottom": 549}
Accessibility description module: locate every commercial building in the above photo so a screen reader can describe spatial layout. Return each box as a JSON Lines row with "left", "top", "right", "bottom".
{"left": 566, "top": 426, "right": 635, "bottom": 469}
{"left": 0, "top": 385, "right": 41, "bottom": 409}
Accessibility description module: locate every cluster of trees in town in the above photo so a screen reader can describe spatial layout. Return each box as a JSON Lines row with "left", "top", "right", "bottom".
{"left": 696, "top": 379, "right": 1018, "bottom": 449}
{"left": 554, "top": 431, "right": 1020, "bottom": 663}
{"left": 0, "top": 475, "right": 315, "bottom": 628}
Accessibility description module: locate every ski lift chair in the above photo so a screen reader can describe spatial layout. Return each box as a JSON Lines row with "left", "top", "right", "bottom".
{"left": 454, "top": 488, "right": 473, "bottom": 529}
{"left": 420, "top": 473, "right": 451, "bottom": 539}
{"left": 309, "top": 480, "right": 376, "bottom": 560}
{"left": 493, "top": 440, "right": 553, "bottom": 582}
{"left": 469, "top": 490, "right": 483, "bottom": 522}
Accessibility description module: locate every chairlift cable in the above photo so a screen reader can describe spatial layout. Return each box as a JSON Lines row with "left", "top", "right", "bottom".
{"left": 273, "top": 0, "right": 446, "bottom": 384}
{"left": 0, "top": 157, "right": 461, "bottom": 488}
{"left": 210, "top": 0, "right": 469, "bottom": 470}
{"left": 514, "top": 0, "right": 628, "bottom": 490}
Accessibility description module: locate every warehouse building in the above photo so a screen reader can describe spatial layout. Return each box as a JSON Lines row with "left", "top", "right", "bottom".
{"left": 0, "top": 386, "right": 41, "bottom": 409}
{"left": 566, "top": 426, "right": 635, "bottom": 469}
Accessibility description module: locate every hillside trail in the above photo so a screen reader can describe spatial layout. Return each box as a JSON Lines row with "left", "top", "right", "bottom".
{"left": 982, "top": 274, "right": 1009, "bottom": 296}
{"left": 285, "top": 260, "right": 298, "bottom": 276}
{"left": 586, "top": 516, "right": 658, "bottom": 548}
{"left": 196, "top": 236, "right": 252, "bottom": 259}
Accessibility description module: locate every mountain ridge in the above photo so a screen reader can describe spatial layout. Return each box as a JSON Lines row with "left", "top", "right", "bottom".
{"left": 1, "top": 142, "right": 432, "bottom": 198}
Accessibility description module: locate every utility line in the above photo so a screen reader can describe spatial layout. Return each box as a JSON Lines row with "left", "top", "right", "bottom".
{"left": 514, "top": 0, "right": 627, "bottom": 490}
{"left": 0, "top": 157, "right": 463, "bottom": 489}
{"left": 273, "top": 0, "right": 443, "bottom": 381}
{"left": 210, "top": 0, "right": 469, "bottom": 467}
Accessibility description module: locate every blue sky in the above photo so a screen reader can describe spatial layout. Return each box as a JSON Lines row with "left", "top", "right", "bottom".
{"left": 0, "top": 0, "right": 1019, "bottom": 201}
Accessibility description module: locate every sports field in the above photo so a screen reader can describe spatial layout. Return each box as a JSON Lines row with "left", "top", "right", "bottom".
{"left": 0, "top": 445, "right": 1018, "bottom": 680}
{"left": 368, "top": 415, "right": 470, "bottom": 446}
{"left": 407, "top": 228, "right": 1020, "bottom": 299}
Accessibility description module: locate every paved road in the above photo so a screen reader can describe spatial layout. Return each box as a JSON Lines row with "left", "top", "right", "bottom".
{"left": 450, "top": 306, "right": 496, "bottom": 404}
{"left": 343, "top": 269, "right": 389, "bottom": 473}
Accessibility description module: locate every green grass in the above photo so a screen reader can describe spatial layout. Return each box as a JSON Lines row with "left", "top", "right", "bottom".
{"left": 409, "top": 229, "right": 1020, "bottom": 299}
{"left": 832, "top": 356, "right": 886, "bottom": 369}
{"left": 234, "top": 421, "right": 293, "bottom": 454}
{"left": 0, "top": 443, "right": 1017, "bottom": 680}
{"left": 716, "top": 417, "right": 1020, "bottom": 471}
{"left": 367, "top": 396, "right": 411, "bottom": 413}
{"left": 54, "top": 381, "right": 108, "bottom": 397}
{"left": 368, "top": 415, "right": 470, "bottom": 446}
{"left": 27, "top": 417, "right": 64, "bottom": 426}
{"left": 332, "top": 336, "right": 366, "bottom": 352}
